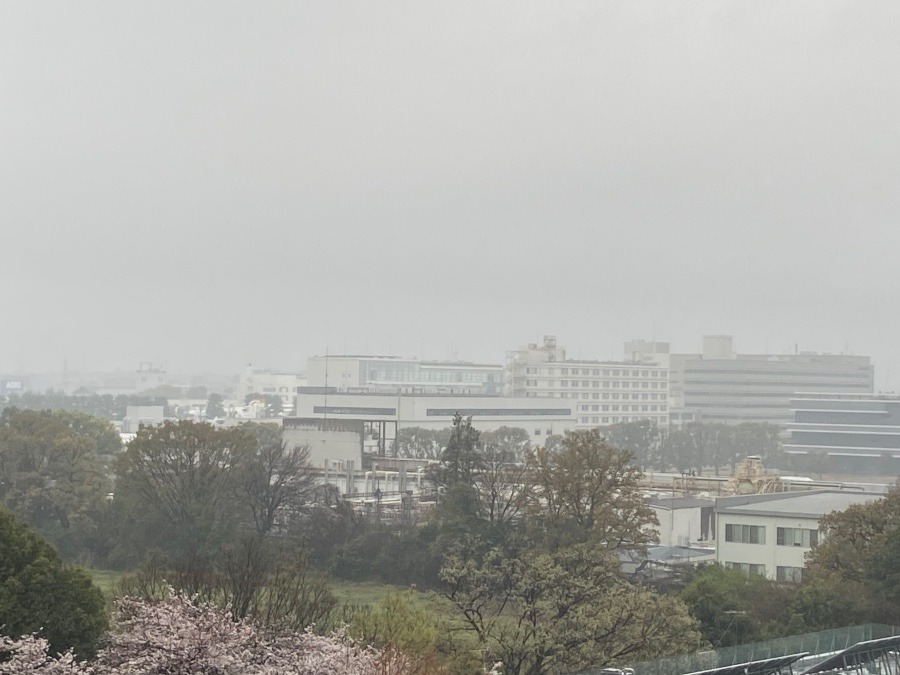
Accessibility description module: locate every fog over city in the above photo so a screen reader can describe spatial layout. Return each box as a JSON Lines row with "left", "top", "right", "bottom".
{"left": 3, "top": 2, "right": 898, "bottom": 386}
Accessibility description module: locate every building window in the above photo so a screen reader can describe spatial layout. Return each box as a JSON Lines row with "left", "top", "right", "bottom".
{"left": 776, "top": 566, "right": 804, "bottom": 583}
{"left": 725, "top": 524, "right": 766, "bottom": 544}
{"left": 534, "top": 429, "right": 542, "bottom": 436}
{"left": 592, "top": 416, "right": 599, "bottom": 423}
{"left": 776, "top": 528, "right": 818, "bottom": 548}
{"left": 728, "top": 562, "right": 766, "bottom": 577}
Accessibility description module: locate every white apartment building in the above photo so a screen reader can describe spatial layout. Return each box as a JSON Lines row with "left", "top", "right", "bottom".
{"left": 506, "top": 336, "right": 670, "bottom": 428}
{"left": 714, "top": 490, "right": 881, "bottom": 582}
{"left": 306, "top": 355, "right": 504, "bottom": 396}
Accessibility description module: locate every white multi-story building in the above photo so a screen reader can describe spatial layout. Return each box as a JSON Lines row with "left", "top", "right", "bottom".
{"left": 235, "top": 365, "right": 306, "bottom": 413}
{"left": 714, "top": 490, "right": 882, "bottom": 582}
{"left": 505, "top": 336, "right": 670, "bottom": 428}
{"left": 306, "top": 355, "right": 504, "bottom": 396}
{"left": 293, "top": 391, "right": 575, "bottom": 445}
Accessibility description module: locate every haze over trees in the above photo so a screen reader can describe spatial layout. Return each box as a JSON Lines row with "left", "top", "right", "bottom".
{"left": 7, "top": 405, "right": 886, "bottom": 674}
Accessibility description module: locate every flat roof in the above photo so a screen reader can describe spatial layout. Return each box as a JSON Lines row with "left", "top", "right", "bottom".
{"left": 649, "top": 496, "right": 715, "bottom": 510}
{"left": 716, "top": 491, "right": 881, "bottom": 519}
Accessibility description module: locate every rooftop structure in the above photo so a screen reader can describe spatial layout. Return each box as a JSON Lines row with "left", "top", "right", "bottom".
{"left": 306, "top": 354, "right": 503, "bottom": 396}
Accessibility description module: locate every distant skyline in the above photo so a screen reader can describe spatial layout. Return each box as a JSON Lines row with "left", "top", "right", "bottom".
{"left": 7, "top": 332, "right": 891, "bottom": 393}
{"left": 3, "top": 3, "right": 898, "bottom": 391}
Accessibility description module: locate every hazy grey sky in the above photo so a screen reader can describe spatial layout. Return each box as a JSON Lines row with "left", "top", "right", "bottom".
{"left": 3, "top": 2, "right": 899, "bottom": 387}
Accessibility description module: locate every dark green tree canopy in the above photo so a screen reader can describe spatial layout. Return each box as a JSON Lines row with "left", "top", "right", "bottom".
{"left": 0, "top": 506, "right": 107, "bottom": 658}
{"left": 0, "top": 408, "right": 115, "bottom": 560}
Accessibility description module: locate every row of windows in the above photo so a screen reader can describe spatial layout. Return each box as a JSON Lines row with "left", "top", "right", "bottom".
{"left": 524, "top": 391, "right": 667, "bottom": 401}
{"left": 727, "top": 562, "right": 766, "bottom": 576}
{"left": 725, "top": 524, "right": 766, "bottom": 544}
{"left": 726, "top": 563, "right": 806, "bottom": 583}
{"left": 525, "top": 367, "right": 664, "bottom": 378}
{"left": 367, "top": 367, "right": 498, "bottom": 384}
{"left": 578, "top": 416, "right": 667, "bottom": 425}
{"left": 725, "top": 524, "right": 819, "bottom": 548}
{"left": 776, "top": 527, "right": 818, "bottom": 548}
{"left": 524, "top": 380, "right": 667, "bottom": 389}
{"left": 580, "top": 404, "right": 666, "bottom": 412}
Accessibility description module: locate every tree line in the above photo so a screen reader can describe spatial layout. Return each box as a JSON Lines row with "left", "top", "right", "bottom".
{"left": 396, "top": 418, "right": 785, "bottom": 474}
{"left": 5, "top": 405, "right": 896, "bottom": 673}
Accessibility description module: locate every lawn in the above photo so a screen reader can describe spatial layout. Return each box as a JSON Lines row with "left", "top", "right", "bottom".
{"left": 86, "top": 571, "right": 453, "bottom": 616}
{"left": 87, "top": 568, "right": 125, "bottom": 598}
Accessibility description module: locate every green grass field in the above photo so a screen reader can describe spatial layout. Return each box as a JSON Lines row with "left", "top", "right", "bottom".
{"left": 87, "top": 569, "right": 124, "bottom": 598}
{"left": 87, "top": 570, "right": 451, "bottom": 615}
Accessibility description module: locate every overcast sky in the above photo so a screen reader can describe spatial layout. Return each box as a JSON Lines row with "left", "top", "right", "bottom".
{"left": 2, "top": 2, "right": 898, "bottom": 388}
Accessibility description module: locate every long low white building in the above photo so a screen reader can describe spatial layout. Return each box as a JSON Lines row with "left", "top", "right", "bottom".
{"left": 294, "top": 390, "right": 576, "bottom": 444}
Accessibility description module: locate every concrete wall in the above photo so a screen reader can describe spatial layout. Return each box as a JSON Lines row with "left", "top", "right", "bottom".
{"left": 283, "top": 418, "right": 364, "bottom": 468}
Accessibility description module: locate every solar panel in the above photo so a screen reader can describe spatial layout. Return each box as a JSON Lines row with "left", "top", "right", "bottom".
{"left": 684, "top": 652, "right": 810, "bottom": 675}
{"left": 801, "top": 634, "right": 900, "bottom": 674}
